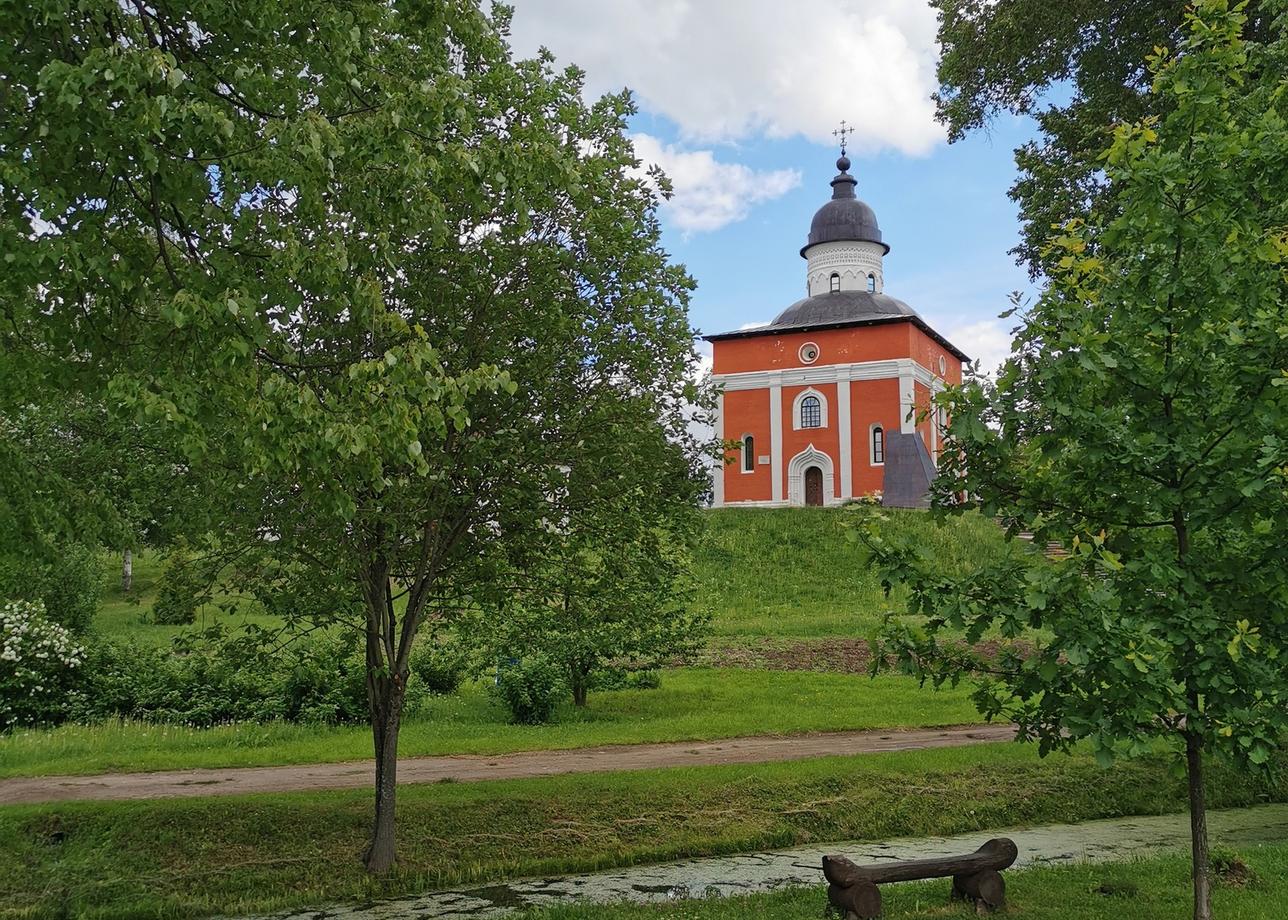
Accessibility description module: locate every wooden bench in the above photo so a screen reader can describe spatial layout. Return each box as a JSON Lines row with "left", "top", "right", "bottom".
{"left": 822, "top": 837, "right": 1018, "bottom": 918}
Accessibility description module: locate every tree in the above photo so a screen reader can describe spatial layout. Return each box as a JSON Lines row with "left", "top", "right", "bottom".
{"left": 0, "top": 396, "right": 196, "bottom": 591}
{"left": 487, "top": 399, "right": 710, "bottom": 708}
{"left": 860, "top": 6, "right": 1288, "bottom": 919}
{"left": 931, "top": 0, "right": 1281, "bottom": 276}
{"left": 2, "top": 0, "right": 711, "bottom": 872}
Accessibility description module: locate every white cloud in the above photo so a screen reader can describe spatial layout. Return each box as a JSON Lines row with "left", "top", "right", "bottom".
{"left": 940, "top": 318, "right": 1014, "bottom": 377}
{"left": 630, "top": 134, "right": 799, "bottom": 233}
{"left": 738, "top": 321, "right": 771, "bottom": 331}
{"left": 509, "top": 0, "right": 944, "bottom": 154}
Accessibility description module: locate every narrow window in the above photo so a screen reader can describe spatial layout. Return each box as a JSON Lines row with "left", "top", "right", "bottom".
{"left": 866, "top": 273, "right": 876, "bottom": 293}
{"left": 800, "top": 396, "right": 822, "bottom": 429}
{"left": 742, "top": 435, "right": 755, "bottom": 472}
{"left": 829, "top": 272, "right": 840, "bottom": 293}
{"left": 872, "top": 426, "right": 884, "bottom": 464}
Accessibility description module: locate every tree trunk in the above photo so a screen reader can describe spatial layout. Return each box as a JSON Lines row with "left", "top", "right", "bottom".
{"left": 365, "top": 679, "right": 405, "bottom": 873}
{"left": 1185, "top": 730, "right": 1212, "bottom": 920}
{"left": 121, "top": 548, "right": 133, "bottom": 593}
{"left": 572, "top": 679, "right": 588, "bottom": 708}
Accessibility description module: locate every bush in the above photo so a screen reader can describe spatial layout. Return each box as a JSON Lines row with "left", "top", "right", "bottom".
{"left": 628, "top": 669, "right": 662, "bottom": 690}
{"left": 0, "top": 600, "right": 85, "bottom": 730}
{"left": 280, "top": 635, "right": 369, "bottom": 724}
{"left": 492, "top": 655, "right": 564, "bottom": 725}
{"left": 72, "top": 635, "right": 282, "bottom": 726}
{"left": 0, "top": 546, "right": 102, "bottom": 634}
{"left": 39, "top": 544, "right": 103, "bottom": 634}
{"left": 67, "top": 631, "right": 438, "bottom": 728}
{"left": 410, "top": 637, "right": 468, "bottom": 695}
{"left": 151, "top": 542, "right": 203, "bottom": 625}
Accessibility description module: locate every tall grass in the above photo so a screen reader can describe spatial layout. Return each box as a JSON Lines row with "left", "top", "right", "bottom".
{"left": 694, "top": 507, "right": 1013, "bottom": 637}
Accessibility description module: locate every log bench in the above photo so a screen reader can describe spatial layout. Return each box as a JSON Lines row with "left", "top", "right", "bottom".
{"left": 822, "top": 837, "right": 1018, "bottom": 918}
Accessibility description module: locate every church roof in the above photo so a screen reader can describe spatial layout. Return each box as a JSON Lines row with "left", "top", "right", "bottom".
{"left": 772, "top": 289, "right": 915, "bottom": 327}
{"left": 801, "top": 154, "right": 888, "bottom": 256}
{"left": 702, "top": 295, "right": 970, "bottom": 362}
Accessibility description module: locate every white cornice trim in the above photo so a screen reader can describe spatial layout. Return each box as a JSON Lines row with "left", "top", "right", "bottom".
{"left": 714, "top": 358, "right": 943, "bottom": 392}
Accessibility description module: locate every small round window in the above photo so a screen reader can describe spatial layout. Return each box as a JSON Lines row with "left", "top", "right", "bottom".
{"left": 799, "top": 342, "right": 820, "bottom": 364}
{"left": 938, "top": 355, "right": 947, "bottom": 375}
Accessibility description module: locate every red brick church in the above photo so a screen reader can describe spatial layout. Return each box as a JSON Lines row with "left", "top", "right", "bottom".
{"left": 705, "top": 147, "right": 968, "bottom": 508}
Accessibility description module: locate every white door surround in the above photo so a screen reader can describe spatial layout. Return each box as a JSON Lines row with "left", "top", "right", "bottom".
{"left": 787, "top": 444, "right": 837, "bottom": 507}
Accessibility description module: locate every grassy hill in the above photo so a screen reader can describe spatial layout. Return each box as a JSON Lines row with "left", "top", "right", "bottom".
{"left": 99, "top": 507, "right": 1013, "bottom": 644}
{"left": 694, "top": 506, "right": 1012, "bottom": 638}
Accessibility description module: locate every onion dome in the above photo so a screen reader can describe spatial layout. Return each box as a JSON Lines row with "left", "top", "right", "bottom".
{"left": 800, "top": 154, "right": 888, "bottom": 256}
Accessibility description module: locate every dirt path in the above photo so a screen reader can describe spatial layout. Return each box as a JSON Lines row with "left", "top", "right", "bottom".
{"left": 0, "top": 723, "right": 1015, "bottom": 806}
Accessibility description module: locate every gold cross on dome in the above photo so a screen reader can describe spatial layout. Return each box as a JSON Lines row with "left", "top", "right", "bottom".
{"left": 832, "top": 120, "right": 854, "bottom": 155}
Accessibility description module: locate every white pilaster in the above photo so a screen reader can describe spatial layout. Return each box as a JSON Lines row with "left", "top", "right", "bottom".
{"left": 769, "top": 382, "right": 783, "bottom": 503}
{"left": 899, "top": 368, "right": 916, "bottom": 434}
{"left": 837, "top": 380, "right": 852, "bottom": 499}
{"left": 712, "top": 392, "right": 725, "bottom": 507}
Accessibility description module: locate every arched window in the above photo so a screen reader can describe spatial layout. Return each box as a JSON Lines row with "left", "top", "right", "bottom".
{"left": 800, "top": 395, "right": 821, "bottom": 429}
{"left": 871, "top": 425, "right": 885, "bottom": 464}
{"left": 829, "top": 272, "right": 841, "bottom": 293}
{"left": 866, "top": 273, "right": 876, "bottom": 293}
{"left": 742, "top": 435, "right": 755, "bottom": 472}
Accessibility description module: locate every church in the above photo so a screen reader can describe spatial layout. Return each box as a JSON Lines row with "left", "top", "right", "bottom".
{"left": 705, "top": 145, "right": 968, "bottom": 508}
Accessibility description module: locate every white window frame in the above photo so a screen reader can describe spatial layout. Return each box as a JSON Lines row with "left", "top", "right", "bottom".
{"left": 791, "top": 387, "right": 829, "bottom": 431}
{"left": 740, "top": 434, "right": 756, "bottom": 473}
{"left": 869, "top": 423, "right": 885, "bottom": 466}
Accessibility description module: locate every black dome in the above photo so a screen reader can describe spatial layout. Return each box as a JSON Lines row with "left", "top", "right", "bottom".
{"left": 770, "top": 290, "right": 916, "bottom": 330}
{"left": 800, "top": 156, "right": 888, "bottom": 256}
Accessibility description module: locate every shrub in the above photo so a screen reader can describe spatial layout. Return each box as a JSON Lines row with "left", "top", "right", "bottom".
{"left": 38, "top": 544, "right": 102, "bottom": 634}
{"left": 280, "top": 635, "right": 369, "bottom": 724}
{"left": 492, "top": 655, "right": 564, "bottom": 724}
{"left": 0, "top": 546, "right": 102, "bottom": 634}
{"left": 151, "top": 542, "right": 203, "bottom": 625}
{"left": 410, "top": 637, "right": 468, "bottom": 695}
{"left": 68, "top": 631, "right": 436, "bottom": 728}
{"left": 72, "top": 635, "right": 283, "bottom": 726}
{"left": 0, "top": 600, "right": 85, "bottom": 730}
{"left": 628, "top": 669, "right": 662, "bottom": 690}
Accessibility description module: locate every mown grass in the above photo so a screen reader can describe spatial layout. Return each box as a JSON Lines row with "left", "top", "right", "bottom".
{"left": 694, "top": 507, "right": 1013, "bottom": 637}
{"left": 2, "top": 744, "right": 1282, "bottom": 920}
{"left": 537, "top": 844, "right": 1288, "bottom": 920}
{"left": 95, "top": 550, "right": 281, "bottom": 644}
{"left": 0, "top": 667, "right": 982, "bottom": 778}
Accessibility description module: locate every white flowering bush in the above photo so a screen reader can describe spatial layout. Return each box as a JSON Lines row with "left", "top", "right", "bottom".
{"left": 1, "top": 599, "right": 85, "bottom": 731}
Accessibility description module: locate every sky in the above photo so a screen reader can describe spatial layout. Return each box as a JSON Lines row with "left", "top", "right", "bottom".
{"left": 507, "top": 0, "right": 1042, "bottom": 375}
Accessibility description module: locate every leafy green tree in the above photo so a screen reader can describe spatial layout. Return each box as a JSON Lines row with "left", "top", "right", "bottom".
{"left": 2, "top": 0, "right": 710, "bottom": 871}
{"left": 932, "top": 0, "right": 1281, "bottom": 276}
{"left": 860, "top": 7, "right": 1288, "bottom": 919}
{"left": 0, "top": 396, "right": 196, "bottom": 591}
{"left": 488, "top": 401, "right": 709, "bottom": 708}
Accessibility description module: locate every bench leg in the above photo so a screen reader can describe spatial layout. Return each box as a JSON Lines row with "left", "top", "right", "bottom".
{"left": 827, "top": 880, "right": 882, "bottom": 919}
{"left": 951, "top": 870, "right": 1006, "bottom": 913}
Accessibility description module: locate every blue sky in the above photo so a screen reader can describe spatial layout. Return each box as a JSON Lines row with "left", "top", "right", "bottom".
{"left": 507, "top": 0, "right": 1044, "bottom": 373}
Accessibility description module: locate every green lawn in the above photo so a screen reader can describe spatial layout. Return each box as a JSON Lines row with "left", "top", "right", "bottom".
{"left": 2, "top": 744, "right": 1281, "bottom": 920}
{"left": 536, "top": 845, "right": 1288, "bottom": 920}
{"left": 97, "top": 508, "right": 1014, "bottom": 645}
{"left": 694, "top": 507, "right": 1014, "bottom": 637}
{"left": 0, "top": 667, "right": 983, "bottom": 777}
{"left": 95, "top": 550, "right": 281, "bottom": 644}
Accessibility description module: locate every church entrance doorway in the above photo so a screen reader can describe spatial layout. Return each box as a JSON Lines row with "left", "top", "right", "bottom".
{"left": 804, "top": 466, "right": 824, "bottom": 507}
